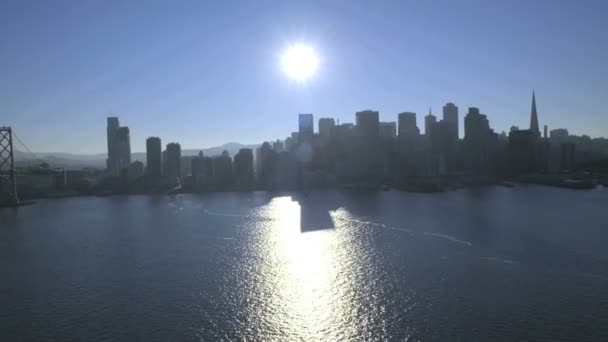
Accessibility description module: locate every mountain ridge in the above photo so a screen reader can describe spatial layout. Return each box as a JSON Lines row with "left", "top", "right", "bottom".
{"left": 14, "top": 142, "right": 260, "bottom": 169}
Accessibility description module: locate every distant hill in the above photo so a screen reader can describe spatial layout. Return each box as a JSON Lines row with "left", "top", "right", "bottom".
{"left": 14, "top": 142, "right": 260, "bottom": 169}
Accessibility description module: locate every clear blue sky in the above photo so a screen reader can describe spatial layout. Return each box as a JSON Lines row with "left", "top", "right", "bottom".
{"left": 1, "top": 0, "right": 606, "bottom": 153}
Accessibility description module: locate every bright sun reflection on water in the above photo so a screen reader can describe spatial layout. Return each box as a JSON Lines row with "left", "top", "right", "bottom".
{"left": 257, "top": 196, "right": 352, "bottom": 339}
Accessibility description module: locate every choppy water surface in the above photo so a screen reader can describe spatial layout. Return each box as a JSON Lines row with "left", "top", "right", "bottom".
{"left": 1, "top": 186, "right": 608, "bottom": 341}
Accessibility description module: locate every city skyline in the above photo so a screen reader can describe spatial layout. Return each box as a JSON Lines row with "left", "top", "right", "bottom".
{"left": 21, "top": 95, "right": 608, "bottom": 157}
{"left": 2, "top": 1, "right": 607, "bottom": 153}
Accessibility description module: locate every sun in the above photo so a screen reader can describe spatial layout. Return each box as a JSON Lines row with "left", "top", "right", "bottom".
{"left": 281, "top": 44, "right": 319, "bottom": 81}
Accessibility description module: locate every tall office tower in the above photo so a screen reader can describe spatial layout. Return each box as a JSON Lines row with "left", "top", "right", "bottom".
{"left": 258, "top": 142, "right": 276, "bottom": 187}
{"left": 355, "top": 110, "right": 380, "bottom": 139}
{"left": 508, "top": 129, "right": 537, "bottom": 174}
{"left": 146, "top": 137, "right": 162, "bottom": 177}
{"left": 115, "top": 127, "right": 131, "bottom": 173}
{"left": 180, "top": 156, "right": 195, "bottom": 177}
{"left": 530, "top": 91, "right": 540, "bottom": 138}
{"left": 398, "top": 112, "right": 420, "bottom": 137}
{"left": 464, "top": 107, "right": 491, "bottom": 141}
{"left": 192, "top": 152, "right": 214, "bottom": 187}
{"left": 106, "top": 117, "right": 120, "bottom": 176}
{"left": 379, "top": 122, "right": 397, "bottom": 139}
{"left": 191, "top": 151, "right": 204, "bottom": 187}
{"left": 318, "top": 118, "right": 335, "bottom": 142}
{"left": 106, "top": 117, "right": 131, "bottom": 176}
{"left": 234, "top": 148, "right": 254, "bottom": 189}
{"left": 464, "top": 107, "right": 497, "bottom": 173}
{"left": 442, "top": 102, "right": 459, "bottom": 140}
{"left": 273, "top": 139, "right": 284, "bottom": 153}
{"left": 424, "top": 108, "right": 437, "bottom": 136}
{"left": 164, "top": 143, "right": 181, "bottom": 180}
{"left": 550, "top": 128, "right": 569, "bottom": 142}
{"left": 212, "top": 151, "right": 233, "bottom": 188}
{"left": 298, "top": 113, "right": 314, "bottom": 145}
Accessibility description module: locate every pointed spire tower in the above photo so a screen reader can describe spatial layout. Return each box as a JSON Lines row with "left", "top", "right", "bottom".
{"left": 530, "top": 91, "right": 540, "bottom": 137}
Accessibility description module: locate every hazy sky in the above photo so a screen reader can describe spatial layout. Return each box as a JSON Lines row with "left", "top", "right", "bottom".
{"left": 1, "top": 0, "right": 606, "bottom": 153}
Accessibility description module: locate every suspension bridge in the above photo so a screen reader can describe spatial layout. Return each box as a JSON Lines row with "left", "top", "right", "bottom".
{"left": 0, "top": 126, "right": 43, "bottom": 207}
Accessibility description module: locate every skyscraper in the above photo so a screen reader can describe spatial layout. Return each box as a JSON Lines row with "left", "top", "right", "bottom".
{"left": 106, "top": 117, "right": 119, "bottom": 172}
{"left": 298, "top": 114, "right": 314, "bottom": 145}
{"left": 234, "top": 148, "right": 254, "bottom": 190}
{"left": 164, "top": 143, "right": 181, "bottom": 180}
{"left": 442, "top": 102, "right": 459, "bottom": 140}
{"left": 398, "top": 112, "right": 420, "bottom": 137}
{"left": 273, "top": 139, "right": 284, "bottom": 153}
{"left": 106, "top": 117, "right": 131, "bottom": 176}
{"left": 212, "top": 151, "right": 233, "bottom": 188}
{"left": 530, "top": 91, "right": 540, "bottom": 138}
{"left": 192, "top": 152, "right": 213, "bottom": 188}
{"left": 318, "top": 118, "right": 335, "bottom": 142}
{"left": 379, "top": 122, "right": 397, "bottom": 139}
{"left": 258, "top": 142, "right": 276, "bottom": 187}
{"left": 424, "top": 108, "right": 437, "bottom": 136}
{"left": 356, "top": 110, "right": 380, "bottom": 139}
{"left": 464, "top": 107, "right": 497, "bottom": 173}
{"left": 508, "top": 129, "right": 536, "bottom": 174}
{"left": 146, "top": 137, "right": 162, "bottom": 177}
{"left": 550, "top": 128, "right": 569, "bottom": 142}
{"left": 464, "top": 107, "right": 490, "bottom": 141}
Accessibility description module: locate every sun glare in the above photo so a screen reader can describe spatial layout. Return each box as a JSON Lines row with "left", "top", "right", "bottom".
{"left": 281, "top": 44, "right": 319, "bottom": 81}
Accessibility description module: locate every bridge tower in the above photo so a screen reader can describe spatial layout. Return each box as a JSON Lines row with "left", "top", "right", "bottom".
{"left": 0, "top": 126, "right": 19, "bottom": 206}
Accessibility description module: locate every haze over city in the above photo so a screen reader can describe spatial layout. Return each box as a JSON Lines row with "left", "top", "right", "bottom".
{"left": 2, "top": 0, "right": 607, "bottom": 153}
{"left": 3, "top": 1, "right": 608, "bottom": 341}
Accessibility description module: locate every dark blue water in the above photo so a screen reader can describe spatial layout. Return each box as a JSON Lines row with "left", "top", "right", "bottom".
{"left": 1, "top": 186, "right": 608, "bottom": 341}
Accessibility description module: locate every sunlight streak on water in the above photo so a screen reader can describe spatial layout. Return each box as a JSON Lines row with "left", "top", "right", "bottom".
{"left": 255, "top": 196, "right": 353, "bottom": 339}
{"left": 4, "top": 190, "right": 607, "bottom": 341}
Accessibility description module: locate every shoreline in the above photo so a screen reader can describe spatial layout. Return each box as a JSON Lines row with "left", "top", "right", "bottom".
{"left": 9, "top": 178, "right": 604, "bottom": 204}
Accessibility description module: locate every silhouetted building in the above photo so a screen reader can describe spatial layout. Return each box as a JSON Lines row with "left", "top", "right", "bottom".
{"left": 258, "top": 142, "right": 277, "bottom": 187}
{"left": 442, "top": 102, "right": 459, "bottom": 140}
{"left": 509, "top": 129, "right": 536, "bottom": 174}
{"left": 192, "top": 151, "right": 213, "bottom": 188}
{"left": 355, "top": 110, "right": 382, "bottom": 182}
{"left": 284, "top": 136, "right": 295, "bottom": 152}
{"left": 180, "top": 156, "right": 195, "bottom": 177}
{"left": 106, "top": 117, "right": 119, "bottom": 175}
{"left": 191, "top": 152, "right": 204, "bottom": 187}
{"left": 297, "top": 114, "right": 314, "bottom": 164}
{"left": 274, "top": 152, "right": 298, "bottom": 189}
{"left": 164, "top": 143, "right": 181, "bottom": 181}
{"left": 298, "top": 114, "right": 314, "bottom": 145}
{"left": 234, "top": 148, "right": 254, "bottom": 190}
{"left": 550, "top": 128, "right": 569, "bottom": 142}
{"left": 398, "top": 112, "right": 420, "bottom": 137}
{"left": 431, "top": 105, "right": 460, "bottom": 173}
{"left": 356, "top": 110, "right": 380, "bottom": 139}
{"left": 397, "top": 112, "right": 424, "bottom": 176}
{"left": 127, "top": 161, "right": 144, "bottom": 181}
{"left": 560, "top": 142, "right": 576, "bottom": 172}
{"left": 146, "top": 137, "right": 162, "bottom": 177}
{"left": 464, "top": 107, "right": 497, "bottom": 173}
{"left": 273, "top": 140, "right": 284, "bottom": 153}
{"left": 318, "top": 118, "right": 335, "bottom": 143}
{"left": 106, "top": 117, "right": 131, "bottom": 176}
{"left": 424, "top": 109, "right": 437, "bottom": 136}
{"left": 379, "top": 122, "right": 397, "bottom": 139}
{"left": 530, "top": 91, "right": 540, "bottom": 138}
{"left": 212, "top": 150, "right": 233, "bottom": 188}
{"left": 427, "top": 120, "right": 454, "bottom": 175}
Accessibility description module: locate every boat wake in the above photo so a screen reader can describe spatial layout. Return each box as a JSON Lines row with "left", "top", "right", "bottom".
{"left": 481, "top": 256, "right": 518, "bottom": 264}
